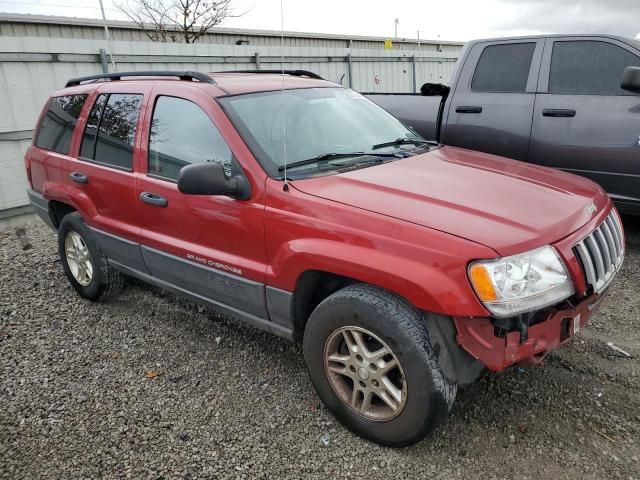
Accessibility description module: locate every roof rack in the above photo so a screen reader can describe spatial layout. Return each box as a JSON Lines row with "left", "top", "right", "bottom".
{"left": 230, "top": 69, "right": 324, "bottom": 80}
{"left": 65, "top": 70, "right": 215, "bottom": 88}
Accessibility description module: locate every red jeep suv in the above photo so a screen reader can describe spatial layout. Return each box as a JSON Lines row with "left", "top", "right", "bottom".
{"left": 25, "top": 70, "right": 624, "bottom": 446}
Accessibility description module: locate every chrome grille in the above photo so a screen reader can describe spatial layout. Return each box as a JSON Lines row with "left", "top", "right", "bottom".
{"left": 573, "top": 209, "right": 625, "bottom": 293}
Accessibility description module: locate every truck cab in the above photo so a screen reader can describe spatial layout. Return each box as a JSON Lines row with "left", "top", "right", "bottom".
{"left": 370, "top": 35, "right": 640, "bottom": 214}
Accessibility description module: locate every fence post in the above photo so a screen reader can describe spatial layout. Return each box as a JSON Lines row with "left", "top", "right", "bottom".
{"left": 99, "top": 48, "right": 109, "bottom": 74}
{"left": 412, "top": 54, "right": 417, "bottom": 93}
{"left": 254, "top": 52, "right": 260, "bottom": 70}
{"left": 347, "top": 53, "right": 353, "bottom": 89}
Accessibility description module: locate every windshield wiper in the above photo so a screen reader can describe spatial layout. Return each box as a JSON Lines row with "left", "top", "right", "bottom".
{"left": 277, "top": 151, "right": 402, "bottom": 172}
{"left": 371, "top": 138, "right": 433, "bottom": 150}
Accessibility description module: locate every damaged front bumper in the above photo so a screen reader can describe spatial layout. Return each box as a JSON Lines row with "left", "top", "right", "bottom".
{"left": 453, "top": 292, "right": 608, "bottom": 371}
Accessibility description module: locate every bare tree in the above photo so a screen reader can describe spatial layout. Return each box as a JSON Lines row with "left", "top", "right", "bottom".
{"left": 116, "top": 0, "right": 239, "bottom": 43}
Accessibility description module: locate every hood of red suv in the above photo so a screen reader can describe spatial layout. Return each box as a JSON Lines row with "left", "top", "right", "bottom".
{"left": 293, "top": 146, "right": 609, "bottom": 256}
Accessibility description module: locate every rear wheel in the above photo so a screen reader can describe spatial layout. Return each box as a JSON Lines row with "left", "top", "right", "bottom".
{"left": 58, "top": 213, "right": 124, "bottom": 301}
{"left": 303, "top": 284, "right": 456, "bottom": 447}
{"left": 64, "top": 230, "right": 93, "bottom": 287}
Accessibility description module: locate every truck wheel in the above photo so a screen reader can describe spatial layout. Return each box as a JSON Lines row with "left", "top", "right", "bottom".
{"left": 303, "top": 284, "right": 456, "bottom": 447}
{"left": 58, "top": 212, "right": 124, "bottom": 301}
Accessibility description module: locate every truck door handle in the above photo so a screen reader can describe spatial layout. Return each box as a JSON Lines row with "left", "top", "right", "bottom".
{"left": 542, "top": 109, "right": 576, "bottom": 117}
{"left": 455, "top": 106, "right": 483, "bottom": 113}
{"left": 139, "top": 192, "right": 168, "bottom": 207}
{"left": 69, "top": 171, "right": 88, "bottom": 184}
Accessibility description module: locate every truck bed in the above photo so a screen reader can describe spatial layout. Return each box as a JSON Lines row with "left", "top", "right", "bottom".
{"left": 364, "top": 94, "right": 441, "bottom": 141}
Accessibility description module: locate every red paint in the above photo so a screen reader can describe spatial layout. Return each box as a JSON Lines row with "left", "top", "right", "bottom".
{"left": 454, "top": 291, "right": 607, "bottom": 371}
{"left": 26, "top": 74, "right": 620, "bottom": 371}
{"left": 134, "top": 81, "right": 269, "bottom": 284}
{"left": 295, "top": 146, "right": 610, "bottom": 257}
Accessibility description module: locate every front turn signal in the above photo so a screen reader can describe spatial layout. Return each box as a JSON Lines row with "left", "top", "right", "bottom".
{"left": 468, "top": 264, "right": 498, "bottom": 302}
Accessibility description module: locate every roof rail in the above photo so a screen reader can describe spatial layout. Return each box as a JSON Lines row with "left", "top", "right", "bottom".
{"left": 230, "top": 69, "right": 324, "bottom": 80}
{"left": 65, "top": 70, "right": 215, "bottom": 88}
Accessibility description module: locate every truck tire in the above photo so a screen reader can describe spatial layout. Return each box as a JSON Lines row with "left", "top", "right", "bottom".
{"left": 58, "top": 212, "right": 124, "bottom": 301}
{"left": 303, "top": 283, "right": 456, "bottom": 447}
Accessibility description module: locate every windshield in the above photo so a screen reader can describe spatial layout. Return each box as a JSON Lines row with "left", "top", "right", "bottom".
{"left": 218, "top": 87, "right": 426, "bottom": 178}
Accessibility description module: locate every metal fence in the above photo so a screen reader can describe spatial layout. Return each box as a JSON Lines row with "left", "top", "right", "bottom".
{"left": 0, "top": 26, "right": 461, "bottom": 213}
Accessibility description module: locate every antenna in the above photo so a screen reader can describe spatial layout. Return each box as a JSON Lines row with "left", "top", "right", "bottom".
{"left": 416, "top": 30, "right": 422, "bottom": 92}
{"left": 98, "top": 0, "right": 116, "bottom": 70}
{"left": 280, "top": 0, "right": 289, "bottom": 191}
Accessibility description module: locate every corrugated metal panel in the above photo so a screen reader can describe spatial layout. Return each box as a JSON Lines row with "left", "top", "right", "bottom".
{"left": 0, "top": 139, "right": 31, "bottom": 210}
{"left": 0, "top": 15, "right": 463, "bottom": 49}
{"left": 0, "top": 31, "right": 461, "bottom": 211}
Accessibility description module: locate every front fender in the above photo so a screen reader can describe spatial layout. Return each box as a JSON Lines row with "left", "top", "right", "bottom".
{"left": 266, "top": 238, "right": 491, "bottom": 317}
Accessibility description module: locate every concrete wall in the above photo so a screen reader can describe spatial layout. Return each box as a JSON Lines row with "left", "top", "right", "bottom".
{"left": 0, "top": 14, "right": 462, "bottom": 212}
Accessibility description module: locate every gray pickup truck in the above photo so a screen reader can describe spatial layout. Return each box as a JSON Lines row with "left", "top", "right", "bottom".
{"left": 366, "top": 35, "right": 640, "bottom": 214}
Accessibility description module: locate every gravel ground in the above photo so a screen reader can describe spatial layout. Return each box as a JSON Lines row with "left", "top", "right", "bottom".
{"left": 1, "top": 217, "right": 639, "bottom": 480}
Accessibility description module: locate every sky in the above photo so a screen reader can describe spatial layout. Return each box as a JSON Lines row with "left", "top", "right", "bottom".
{"left": 0, "top": 0, "right": 639, "bottom": 42}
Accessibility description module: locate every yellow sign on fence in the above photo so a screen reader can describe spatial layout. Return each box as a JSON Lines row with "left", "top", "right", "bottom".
{"left": 384, "top": 39, "right": 393, "bottom": 49}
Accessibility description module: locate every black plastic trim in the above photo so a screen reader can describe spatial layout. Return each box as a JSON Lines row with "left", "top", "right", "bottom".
{"left": 26, "top": 188, "right": 54, "bottom": 229}
{"left": 109, "top": 259, "right": 294, "bottom": 341}
{"left": 89, "top": 226, "right": 149, "bottom": 274}
{"left": 87, "top": 224, "right": 296, "bottom": 337}
{"left": 265, "top": 286, "right": 294, "bottom": 329}
{"left": 228, "top": 69, "right": 324, "bottom": 80}
{"left": 65, "top": 70, "right": 215, "bottom": 88}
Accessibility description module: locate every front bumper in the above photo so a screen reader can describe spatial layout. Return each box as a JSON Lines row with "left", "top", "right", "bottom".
{"left": 453, "top": 291, "right": 608, "bottom": 371}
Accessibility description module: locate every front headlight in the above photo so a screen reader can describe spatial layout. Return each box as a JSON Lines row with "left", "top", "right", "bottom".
{"left": 468, "top": 246, "right": 574, "bottom": 318}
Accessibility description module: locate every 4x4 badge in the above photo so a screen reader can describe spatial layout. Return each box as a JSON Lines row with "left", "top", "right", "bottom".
{"left": 585, "top": 203, "right": 597, "bottom": 216}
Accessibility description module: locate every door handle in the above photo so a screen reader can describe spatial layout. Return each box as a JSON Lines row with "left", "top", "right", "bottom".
{"left": 69, "top": 171, "right": 88, "bottom": 184}
{"left": 455, "top": 106, "right": 483, "bottom": 114}
{"left": 139, "top": 192, "right": 168, "bottom": 207}
{"left": 542, "top": 108, "right": 576, "bottom": 117}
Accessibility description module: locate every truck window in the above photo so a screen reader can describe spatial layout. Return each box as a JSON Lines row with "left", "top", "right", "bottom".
{"left": 471, "top": 43, "right": 536, "bottom": 93}
{"left": 79, "top": 93, "right": 142, "bottom": 170}
{"left": 34, "top": 94, "right": 87, "bottom": 155}
{"left": 148, "top": 96, "right": 233, "bottom": 180}
{"left": 549, "top": 40, "right": 640, "bottom": 95}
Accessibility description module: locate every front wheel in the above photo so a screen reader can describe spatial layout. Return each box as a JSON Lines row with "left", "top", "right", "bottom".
{"left": 303, "top": 284, "right": 456, "bottom": 447}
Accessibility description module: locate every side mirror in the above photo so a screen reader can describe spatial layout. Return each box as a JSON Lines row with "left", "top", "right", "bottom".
{"left": 621, "top": 66, "right": 640, "bottom": 93}
{"left": 177, "top": 162, "right": 250, "bottom": 200}
{"left": 420, "top": 82, "right": 451, "bottom": 97}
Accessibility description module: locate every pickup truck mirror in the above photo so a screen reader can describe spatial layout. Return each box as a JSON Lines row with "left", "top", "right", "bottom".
{"left": 420, "top": 83, "right": 451, "bottom": 97}
{"left": 177, "top": 162, "right": 250, "bottom": 200}
{"left": 621, "top": 66, "right": 640, "bottom": 93}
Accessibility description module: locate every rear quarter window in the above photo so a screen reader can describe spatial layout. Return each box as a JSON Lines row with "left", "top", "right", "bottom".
{"left": 34, "top": 95, "right": 88, "bottom": 154}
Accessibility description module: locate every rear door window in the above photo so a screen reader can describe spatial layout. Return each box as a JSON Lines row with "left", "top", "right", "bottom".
{"left": 148, "top": 96, "right": 233, "bottom": 180}
{"left": 35, "top": 95, "right": 87, "bottom": 154}
{"left": 471, "top": 43, "right": 536, "bottom": 93}
{"left": 79, "top": 93, "right": 143, "bottom": 170}
{"left": 80, "top": 94, "right": 107, "bottom": 159}
{"left": 549, "top": 40, "right": 640, "bottom": 95}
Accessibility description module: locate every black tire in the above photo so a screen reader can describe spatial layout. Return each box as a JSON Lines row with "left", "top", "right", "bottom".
{"left": 58, "top": 212, "right": 124, "bottom": 301}
{"left": 303, "top": 283, "right": 456, "bottom": 447}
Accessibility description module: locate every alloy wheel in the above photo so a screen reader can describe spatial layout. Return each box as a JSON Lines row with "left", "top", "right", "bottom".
{"left": 324, "top": 326, "right": 407, "bottom": 421}
{"left": 64, "top": 231, "right": 93, "bottom": 286}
